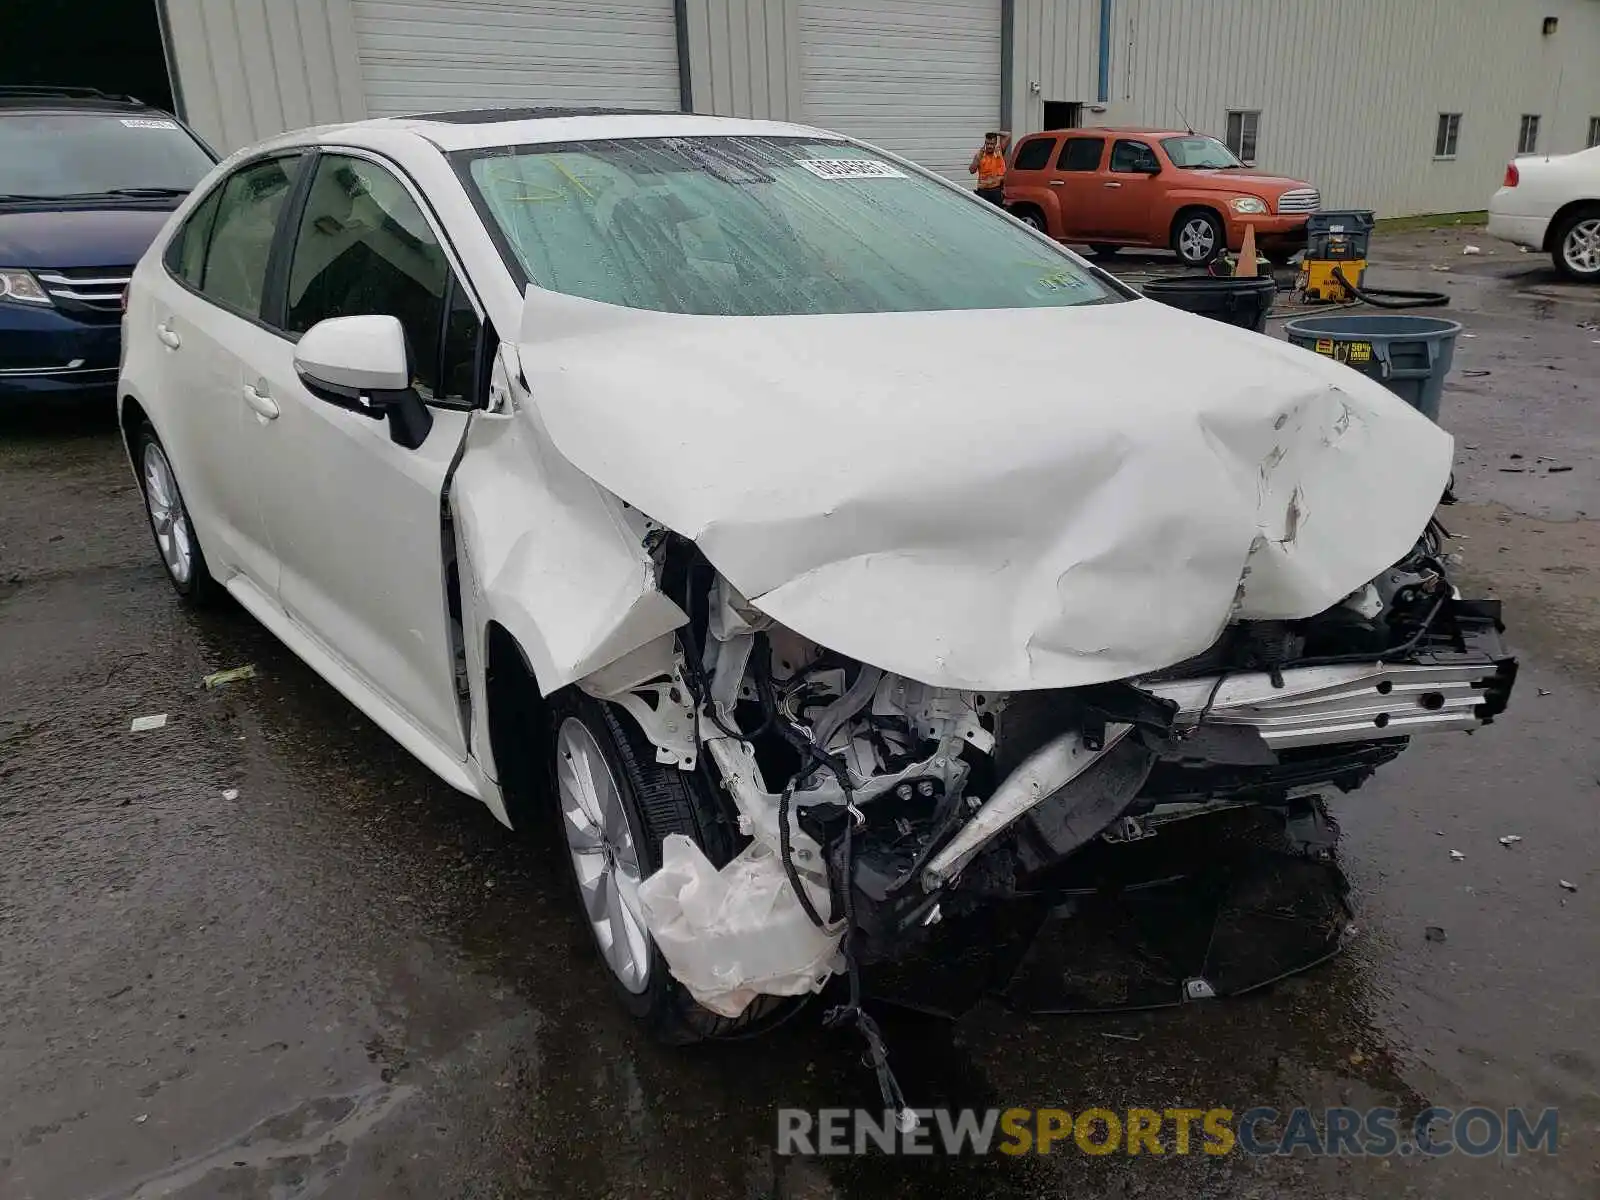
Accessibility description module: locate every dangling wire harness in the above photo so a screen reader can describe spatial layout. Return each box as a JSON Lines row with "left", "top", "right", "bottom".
{"left": 660, "top": 536, "right": 917, "bottom": 1128}
{"left": 753, "top": 633, "right": 918, "bottom": 1131}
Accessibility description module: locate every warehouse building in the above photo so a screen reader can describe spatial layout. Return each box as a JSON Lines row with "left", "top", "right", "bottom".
{"left": 10, "top": 1, "right": 1600, "bottom": 216}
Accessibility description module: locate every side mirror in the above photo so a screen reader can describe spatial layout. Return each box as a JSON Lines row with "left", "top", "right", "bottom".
{"left": 1143, "top": 161, "right": 1162, "bottom": 175}
{"left": 293, "top": 314, "right": 433, "bottom": 449}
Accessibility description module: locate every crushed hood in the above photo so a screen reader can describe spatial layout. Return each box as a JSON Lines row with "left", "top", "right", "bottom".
{"left": 518, "top": 287, "right": 1452, "bottom": 692}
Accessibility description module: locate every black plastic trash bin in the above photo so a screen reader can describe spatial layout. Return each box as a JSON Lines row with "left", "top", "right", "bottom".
{"left": 1283, "top": 314, "right": 1463, "bottom": 422}
{"left": 1142, "top": 275, "right": 1277, "bottom": 334}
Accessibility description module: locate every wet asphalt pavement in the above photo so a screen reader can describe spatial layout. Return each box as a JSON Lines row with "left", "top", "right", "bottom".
{"left": 4, "top": 229, "right": 1600, "bottom": 1198}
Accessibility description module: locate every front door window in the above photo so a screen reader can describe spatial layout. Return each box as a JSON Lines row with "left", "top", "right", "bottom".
{"left": 285, "top": 155, "right": 463, "bottom": 399}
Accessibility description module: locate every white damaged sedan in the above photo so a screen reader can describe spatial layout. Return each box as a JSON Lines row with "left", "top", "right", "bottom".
{"left": 120, "top": 109, "right": 1514, "bottom": 1045}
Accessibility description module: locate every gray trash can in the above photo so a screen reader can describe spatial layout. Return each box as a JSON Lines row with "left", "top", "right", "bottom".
{"left": 1282, "top": 314, "right": 1463, "bottom": 422}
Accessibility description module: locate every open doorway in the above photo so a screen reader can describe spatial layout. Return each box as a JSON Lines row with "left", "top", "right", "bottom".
{"left": 1043, "top": 101, "right": 1083, "bottom": 130}
{"left": 0, "top": 0, "right": 174, "bottom": 112}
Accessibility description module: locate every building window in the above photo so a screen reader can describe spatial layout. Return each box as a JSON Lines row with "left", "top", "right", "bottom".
{"left": 1434, "top": 113, "right": 1461, "bottom": 159}
{"left": 1517, "top": 114, "right": 1540, "bottom": 154}
{"left": 1225, "top": 110, "right": 1260, "bottom": 164}
{"left": 1588, "top": 116, "right": 1600, "bottom": 149}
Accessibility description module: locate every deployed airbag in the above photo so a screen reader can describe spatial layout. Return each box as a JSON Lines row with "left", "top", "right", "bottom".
{"left": 638, "top": 835, "right": 841, "bottom": 1017}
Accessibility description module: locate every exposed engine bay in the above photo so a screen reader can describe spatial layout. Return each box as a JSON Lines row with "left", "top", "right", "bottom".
{"left": 592, "top": 520, "right": 1515, "bottom": 1025}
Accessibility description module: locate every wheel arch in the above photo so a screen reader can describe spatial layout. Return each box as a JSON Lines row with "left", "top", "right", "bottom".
{"left": 1543, "top": 198, "right": 1600, "bottom": 252}
{"left": 1170, "top": 202, "right": 1226, "bottom": 244}
{"left": 119, "top": 393, "right": 151, "bottom": 468}
{"left": 1007, "top": 199, "right": 1050, "bottom": 232}
{"left": 483, "top": 620, "right": 554, "bottom": 833}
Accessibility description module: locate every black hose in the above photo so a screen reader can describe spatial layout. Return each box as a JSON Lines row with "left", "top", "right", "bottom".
{"left": 1283, "top": 591, "right": 1449, "bottom": 669}
{"left": 777, "top": 779, "right": 828, "bottom": 929}
{"left": 1332, "top": 265, "right": 1450, "bottom": 309}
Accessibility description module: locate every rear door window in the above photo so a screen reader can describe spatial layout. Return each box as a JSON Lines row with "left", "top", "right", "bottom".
{"left": 1011, "top": 137, "right": 1057, "bottom": 171}
{"left": 194, "top": 156, "right": 299, "bottom": 318}
{"left": 1057, "top": 138, "right": 1105, "bottom": 171}
{"left": 164, "top": 187, "right": 224, "bottom": 287}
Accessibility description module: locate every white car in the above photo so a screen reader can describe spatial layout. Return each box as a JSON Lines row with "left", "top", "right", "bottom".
{"left": 119, "top": 109, "right": 1514, "bottom": 1050}
{"left": 1487, "top": 146, "right": 1600, "bottom": 281}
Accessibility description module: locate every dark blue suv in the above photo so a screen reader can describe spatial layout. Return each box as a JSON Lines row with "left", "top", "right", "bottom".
{"left": 0, "top": 87, "right": 216, "bottom": 402}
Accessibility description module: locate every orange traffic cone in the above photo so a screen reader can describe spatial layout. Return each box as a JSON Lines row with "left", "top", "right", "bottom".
{"left": 1234, "top": 224, "right": 1258, "bottom": 277}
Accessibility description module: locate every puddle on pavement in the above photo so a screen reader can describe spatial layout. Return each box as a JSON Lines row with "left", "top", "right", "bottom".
{"left": 115, "top": 1085, "right": 416, "bottom": 1200}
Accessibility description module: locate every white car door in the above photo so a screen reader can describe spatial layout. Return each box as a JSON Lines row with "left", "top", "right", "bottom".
{"left": 140, "top": 153, "right": 304, "bottom": 591}
{"left": 232, "top": 150, "right": 483, "bottom": 762}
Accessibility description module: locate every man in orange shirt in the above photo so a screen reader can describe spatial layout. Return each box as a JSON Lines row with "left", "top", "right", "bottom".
{"left": 969, "top": 130, "right": 1011, "bottom": 205}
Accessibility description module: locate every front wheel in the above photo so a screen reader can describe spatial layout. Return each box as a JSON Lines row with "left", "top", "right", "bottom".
{"left": 1173, "top": 211, "right": 1225, "bottom": 267}
{"left": 548, "top": 692, "right": 794, "bottom": 1043}
{"left": 1551, "top": 206, "right": 1600, "bottom": 282}
{"left": 1012, "top": 208, "right": 1047, "bottom": 232}
{"left": 134, "top": 422, "right": 219, "bottom": 605}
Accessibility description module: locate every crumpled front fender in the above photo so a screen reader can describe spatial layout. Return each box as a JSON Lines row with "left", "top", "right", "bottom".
{"left": 451, "top": 401, "right": 686, "bottom": 702}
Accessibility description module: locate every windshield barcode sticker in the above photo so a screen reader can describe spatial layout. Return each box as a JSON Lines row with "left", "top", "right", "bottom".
{"left": 121, "top": 118, "right": 179, "bottom": 130}
{"left": 796, "top": 158, "right": 906, "bottom": 180}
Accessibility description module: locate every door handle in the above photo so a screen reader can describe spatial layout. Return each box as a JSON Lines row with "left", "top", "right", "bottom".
{"left": 1103, "top": 182, "right": 1123, "bottom": 188}
{"left": 156, "top": 322, "right": 181, "bottom": 349}
{"left": 242, "top": 383, "right": 280, "bottom": 420}
{"left": 1048, "top": 179, "right": 1065, "bottom": 186}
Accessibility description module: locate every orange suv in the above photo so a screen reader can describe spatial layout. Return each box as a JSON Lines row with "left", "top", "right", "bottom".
{"left": 1003, "top": 127, "right": 1320, "bottom": 266}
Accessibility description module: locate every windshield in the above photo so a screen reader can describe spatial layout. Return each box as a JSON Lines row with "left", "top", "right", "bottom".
{"left": 1160, "top": 136, "right": 1246, "bottom": 170}
{"left": 0, "top": 112, "right": 213, "bottom": 200}
{"left": 457, "top": 136, "right": 1121, "bottom": 316}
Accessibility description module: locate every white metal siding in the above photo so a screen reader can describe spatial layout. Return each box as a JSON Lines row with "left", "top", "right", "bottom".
{"left": 350, "top": 0, "right": 682, "bottom": 118}
{"left": 799, "top": 0, "right": 1002, "bottom": 180}
{"left": 1089, "top": 0, "right": 1600, "bottom": 217}
{"left": 684, "top": 0, "right": 802, "bottom": 120}
{"left": 1010, "top": 0, "right": 1098, "bottom": 132}
{"left": 162, "top": 0, "right": 368, "bottom": 153}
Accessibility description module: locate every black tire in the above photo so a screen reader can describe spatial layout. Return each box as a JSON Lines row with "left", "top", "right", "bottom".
{"left": 1011, "top": 206, "right": 1047, "bottom": 233}
{"left": 1172, "top": 209, "right": 1226, "bottom": 267}
{"left": 133, "top": 421, "right": 220, "bottom": 606}
{"left": 1089, "top": 243, "right": 1123, "bottom": 258}
{"left": 547, "top": 690, "right": 796, "bottom": 1044}
{"left": 1550, "top": 204, "right": 1600, "bottom": 282}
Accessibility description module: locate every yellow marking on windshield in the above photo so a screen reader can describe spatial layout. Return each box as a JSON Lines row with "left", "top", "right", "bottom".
{"left": 550, "top": 159, "right": 595, "bottom": 198}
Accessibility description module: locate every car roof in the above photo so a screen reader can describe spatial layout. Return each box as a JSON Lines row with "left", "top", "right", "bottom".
{"left": 254, "top": 109, "right": 843, "bottom": 156}
{"left": 0, "top": 86, "right": 165, "bottom": 115}
{"left": 1022, "top": 126, "right": 1198, "bottom": 139}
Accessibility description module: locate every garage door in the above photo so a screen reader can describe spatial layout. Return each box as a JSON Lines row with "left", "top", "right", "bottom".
{"left": 799, "top": 0, "right": 1001, "bottom": 182}
{"left": 351, "top": 0, "right": 681, "bottom": 118}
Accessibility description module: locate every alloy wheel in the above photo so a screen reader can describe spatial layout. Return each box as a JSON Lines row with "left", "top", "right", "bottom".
{"left": 1179, "top": 217, "right": 1218, "bottom": 263}
{"left": 142, "top": 442, "right": 193, "bottom": 586}
{"left": 555, "top": 716, "right": 651, "bottom": 994}
{"left": 1562, "top": 218, "right": 1600, "bottom": 277}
